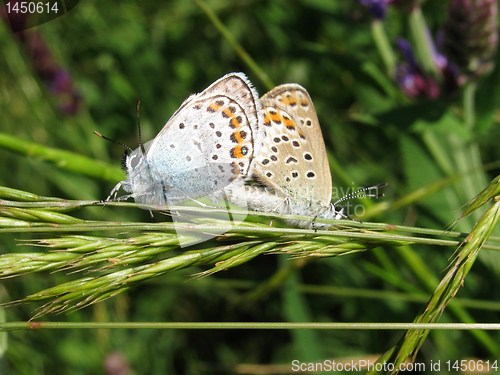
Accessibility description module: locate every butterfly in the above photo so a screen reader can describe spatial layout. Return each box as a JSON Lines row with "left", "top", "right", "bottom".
{"left": 103, "top": 73, "right": 264, "bottom": 208}
{"left": 228, "top": 84, "right": 384, "bottom": 228}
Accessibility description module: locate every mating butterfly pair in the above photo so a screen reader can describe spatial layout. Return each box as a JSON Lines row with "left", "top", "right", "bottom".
{"left": 102, "top": 73, "right": 383, "bottom": 228}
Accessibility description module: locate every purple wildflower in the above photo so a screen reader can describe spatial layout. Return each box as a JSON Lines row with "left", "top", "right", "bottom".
{"left": 442, "top": 0, "right": 498, "bottom": 79}
{"left": 395, "top": 35, "right": 461, "bottom": 98}
{"left": 395, "top": 63, "right": 440, "bottom": 99}
{"left": 395, "top": 38, "right": 440, "bottom": 98}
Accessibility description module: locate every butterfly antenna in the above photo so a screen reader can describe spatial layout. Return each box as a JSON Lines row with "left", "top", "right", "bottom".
{"left": 136, "top": 99, "right": 146, "bottom": 154}
{"left": 93, "top": 131, "right": 133, "bottom": 153}
{"left": 332, "top": 182, "right": 387, "bottom": 206}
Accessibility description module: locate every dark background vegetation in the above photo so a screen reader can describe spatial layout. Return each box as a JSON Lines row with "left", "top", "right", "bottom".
{"left": 1, "top": 0, "right": 500, "bottom": 373}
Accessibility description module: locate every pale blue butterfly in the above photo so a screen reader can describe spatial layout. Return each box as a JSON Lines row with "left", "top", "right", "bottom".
{"left": 100, "top": 73, "right": 263, "bottom": 208}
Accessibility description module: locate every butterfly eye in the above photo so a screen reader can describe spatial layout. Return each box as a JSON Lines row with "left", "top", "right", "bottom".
{"left": 129, "top": 154, "right": 142, "bottom": 169}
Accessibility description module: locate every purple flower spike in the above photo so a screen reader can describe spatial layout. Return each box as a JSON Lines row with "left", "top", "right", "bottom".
{"left": 442, "top": 0, "right": 498, "bottom": 79}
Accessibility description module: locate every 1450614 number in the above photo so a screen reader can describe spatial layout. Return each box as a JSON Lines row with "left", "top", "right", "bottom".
{"left": 6, "top": 2, "right": 59, "bottom": 14}
{"left": 446, "top": 360, "right": 498, "bottom": 372}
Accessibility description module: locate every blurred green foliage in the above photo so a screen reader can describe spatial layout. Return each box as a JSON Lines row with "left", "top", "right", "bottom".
{"left": 1, "top": 0, "right": 500, "bottom": 373}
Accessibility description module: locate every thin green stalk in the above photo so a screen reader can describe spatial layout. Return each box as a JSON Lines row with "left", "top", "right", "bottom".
{"left": 463, "top": 82, "right": 487, "bottom": 190}
{"left": 0, "top": 132, "right": 123, "bottom": 183}
{"left": 2, "top": 321, "right": 500, "bottom": 331}
{"left": 449, "top": 82, "right": 487, "bottom": 227}
{"left": 421, "top": 131, "right": 455, "bottom": 176}
{"left": 408, "top": 6, "right": 439, "bottom": 78}
{"left": 464, "top": 81, "right": 477, "bottom": 132}
{"left": 371, "top": 20, "right": 397, "bottom": 76}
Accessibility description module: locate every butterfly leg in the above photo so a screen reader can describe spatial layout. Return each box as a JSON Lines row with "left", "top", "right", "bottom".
{"left": 106, "top": 181, "right": 125, "bottom": 202}
{"left": 271, "top": 196, "right": 290, "bottom": 213}
{"left": 187, "top": 198, "right": 222, "bottom": 209}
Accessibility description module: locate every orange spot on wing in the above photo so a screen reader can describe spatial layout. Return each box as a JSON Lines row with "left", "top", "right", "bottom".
{"left": 264, "top": 114, "right": 271, "bottom": 126}
{"left": 269, "top": 113, "right": 281, "bottom": 123}
{"left": 223, "top": 108, "right": 241, "bottom": 128}
{"left": 283, "top": 117, "right": 295, "bottom": 129}
{"left": 281, "top": 97, "right": 297, "bottom": 107}
{"left": 231, "top": 145, "right": 249, "bottom": 159}
{"left": 234, "top": 131, "right": 244, "bottom": 144}
{"left": 208, "top": 103, "right": 221, "bottom": 112}
{"left": 234, "top": 146, "right": 243, "bottom": 158}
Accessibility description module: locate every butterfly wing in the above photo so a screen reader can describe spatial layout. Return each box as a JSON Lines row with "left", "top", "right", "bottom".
{"left": 139, "top": 73, "right": 262, "bottom": 204}
{"left": 253, "top": 84, "right": 332, "bottom": 205}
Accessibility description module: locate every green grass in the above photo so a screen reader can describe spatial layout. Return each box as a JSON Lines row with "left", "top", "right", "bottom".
{"left": 1, "top": 0, "right": 500, "bottom": 373}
